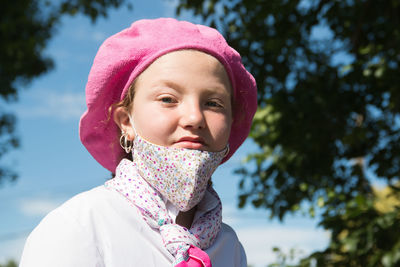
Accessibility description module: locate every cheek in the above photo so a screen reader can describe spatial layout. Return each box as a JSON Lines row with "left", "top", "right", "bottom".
{"left": 208, "top": 113, "right": 232, "bottom": 144}
{"left": 221, "top": 118, "right": 233, "bottom": 141}
{"left": 132, "top": 104, "right": 177, "bottom": 143}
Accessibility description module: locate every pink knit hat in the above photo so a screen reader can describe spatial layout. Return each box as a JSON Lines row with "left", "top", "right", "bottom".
{"left": 79, "top": 18, "right": 257, "bottom": 173}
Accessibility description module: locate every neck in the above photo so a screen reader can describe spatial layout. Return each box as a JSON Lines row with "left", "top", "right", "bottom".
{"left": 176, "top": 206, "right": 197, "bottom": 229}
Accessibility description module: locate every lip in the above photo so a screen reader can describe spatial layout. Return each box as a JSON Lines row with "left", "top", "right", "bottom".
{"left": 174, "top": 136, "right": 207, "bottom": 149}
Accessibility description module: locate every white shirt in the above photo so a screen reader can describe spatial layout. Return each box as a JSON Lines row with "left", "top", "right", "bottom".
{"left": 20, "top": 186, "right": 247, "bottom": 266}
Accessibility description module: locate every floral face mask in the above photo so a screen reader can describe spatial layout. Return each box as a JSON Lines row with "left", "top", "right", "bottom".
{"left": 130, "top": 119, "right": 228, "bottom": 211}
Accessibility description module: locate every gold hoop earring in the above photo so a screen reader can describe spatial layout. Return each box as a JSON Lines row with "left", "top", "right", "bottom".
{"left": 119, "top": 132, "right": 133, "bottom": 153}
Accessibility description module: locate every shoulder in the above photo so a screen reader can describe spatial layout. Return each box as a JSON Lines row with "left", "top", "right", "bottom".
{"left": 220, "top": 222, "right": 238, "bottom": 236}
{"left": 19, "top": 186, "right": 104, "bottom": 266}
{"left": 59, "top": 185, "right": 116, "bottom": 213}
{"left": 20, "top": 186, "right": 144, "bottom": 266}
{"left": 218, "top": 223, "right": 242, "bottom": 244}
{"left": 206, "top": 223, "right": 247, "bottom": 267}
{"left": 53, "top": 185, "right": 121, "bottom": 223}
{"left": 23, "top": 185, "right": 142, "bottom": 238}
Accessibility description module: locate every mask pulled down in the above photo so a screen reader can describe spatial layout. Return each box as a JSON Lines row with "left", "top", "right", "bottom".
{"left": 131, "top": 133, "right": 228, "bottom": 212}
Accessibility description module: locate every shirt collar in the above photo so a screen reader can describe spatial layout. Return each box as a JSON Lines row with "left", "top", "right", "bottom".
{"left": 163, "top": 189, "right": 219, "bottom": 225}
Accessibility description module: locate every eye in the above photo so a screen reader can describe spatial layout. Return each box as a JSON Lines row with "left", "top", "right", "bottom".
{"left": 206, "top": 100, "right": 223, "bottom": 108}
{"left": 158, "top": 95, "right": 178, "bottom": 104}
{"left": 161, "top": 97, "right": 174, "bottom": 103}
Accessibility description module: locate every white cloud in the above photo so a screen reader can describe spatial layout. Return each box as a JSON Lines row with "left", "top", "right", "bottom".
{"left": 14, "top": 90, "right": 86, "bottom": 120}
{"left": 0, "top": 235, "right": 27, "bottom": 263}
{"left": 91, "top": 31, "right": 107, "bottom": 42}
{"left": 67, "top": 25, "right": 107, "bottom": 43}
{"left": 19, "top": 198, "right": 63, "bottom": 217}
{"left": 236, "top": 225, "right": 330, "bottom": 267}
{"left": 222, "top": 203, "right": 242, "bottom": 225}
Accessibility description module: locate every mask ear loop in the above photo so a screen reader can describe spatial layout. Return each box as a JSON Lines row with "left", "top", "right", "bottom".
{"left": 223, "top": 144, "right": 230, "bottom": 157}
{"left": 209, "top": 144, "right": 229, "bottom": 188}
{"left": 128, "top": 114, "right": 138, "bottom": 139}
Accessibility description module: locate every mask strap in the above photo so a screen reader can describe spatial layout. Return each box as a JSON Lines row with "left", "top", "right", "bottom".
{"left": 223, "top": 144, "right": 230, "bottom": 157}
{"left": 128, "top": 114, "right": 138, "bottom": 138}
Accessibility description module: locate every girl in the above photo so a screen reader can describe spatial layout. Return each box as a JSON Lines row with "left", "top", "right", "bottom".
{"left": 20, "top": 18, "right": 257, "bottom": 267}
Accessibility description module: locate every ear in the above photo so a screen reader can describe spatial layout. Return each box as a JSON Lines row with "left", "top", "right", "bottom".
{"left": 113, "top": 106, "right": 135, "bottom": 140}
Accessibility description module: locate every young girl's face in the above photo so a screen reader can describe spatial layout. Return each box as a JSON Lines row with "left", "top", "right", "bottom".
{"left": 127, "top": 50, "right": 233, "bottom": 152}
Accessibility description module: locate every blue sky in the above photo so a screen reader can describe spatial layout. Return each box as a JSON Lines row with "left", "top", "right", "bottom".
{"left": 0, "top": 1, "right": 329, "bottom": 265}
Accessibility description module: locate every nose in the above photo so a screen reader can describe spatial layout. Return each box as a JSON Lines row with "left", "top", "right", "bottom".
{"left": 180, "top": 101, "right": 206, "bottom": 129}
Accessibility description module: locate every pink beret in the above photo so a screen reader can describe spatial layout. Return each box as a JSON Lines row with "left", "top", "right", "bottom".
{"left": 79, "top": 18, "right": 257, "bottom": 173}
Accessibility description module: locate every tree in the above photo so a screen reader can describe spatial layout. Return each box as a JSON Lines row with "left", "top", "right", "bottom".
{"left": 176, "top": 0, "right": 400, "bottom": 265}
{"left": 0, "top": 259, "right": 17, "bottom": 267}
{"left": 0, "top": 0, "right": 130, "bottom": 184}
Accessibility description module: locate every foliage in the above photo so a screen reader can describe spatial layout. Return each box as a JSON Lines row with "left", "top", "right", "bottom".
{"left": 176, "top": 0, "right": 400, "bottom": 265}
{"left": 268, "top": 247, "right": 305, "bottom": 267}
{"left": 0, "top": 260, "right": 17, "bottom": 267}
{"left": 298, "top": 191, "right": 400, "bottom": 266}
{"left": 0, "top": 0, "right": 129, "bottom": 184}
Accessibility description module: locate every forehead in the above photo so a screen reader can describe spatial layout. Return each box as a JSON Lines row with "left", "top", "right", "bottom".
{"left": 134, "top": 50, "right": 232, "bottom": 95}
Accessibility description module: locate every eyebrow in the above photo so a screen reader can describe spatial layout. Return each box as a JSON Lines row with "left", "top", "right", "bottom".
{"left": 155, "top": 79, "right": 231, "bottom": 97}
{"left": 155, "top": 80, "right": 185, "bottom": 92}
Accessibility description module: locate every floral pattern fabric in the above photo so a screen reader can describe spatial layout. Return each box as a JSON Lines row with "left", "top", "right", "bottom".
{"left": 131, "top": 134, "right": 227, "bottom": 211}
{"left": 105, "top": 159, "right": 222, "bottom": 266}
